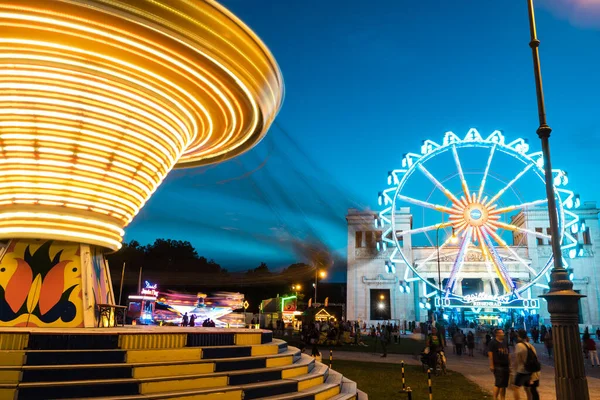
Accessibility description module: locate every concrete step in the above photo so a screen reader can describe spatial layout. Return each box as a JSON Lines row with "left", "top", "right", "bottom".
{"left": 3, "top": 339, "right": 288, "bottom": 366}
{"left": 8, "top": 347, "right": 300, "bottom": 382}
{"left": 328, "top": 377, "right": 359, "bottom": 400}
{"left": 14, "top": 354, "right": 318, "bottom": 399}
{"left": 40, "top": 355, "right": 330, "bottom": 400}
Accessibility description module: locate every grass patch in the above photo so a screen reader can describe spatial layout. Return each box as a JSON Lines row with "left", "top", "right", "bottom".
{"left": 274, "top": 334, "right": 426, "bottom": 355}
{"left": 333, "top": 360, "right": 491, "bottom": 400}
{"left": 333, "top": 336, "right": 425, "bottom": 355}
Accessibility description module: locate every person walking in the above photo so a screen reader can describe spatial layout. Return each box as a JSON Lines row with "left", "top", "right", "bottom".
{"left": 309, "top": 323, "right": 321, "bottom": 358}
{"left": 381, "top": 325, "right": 391, "bottom": 357}
{"left": 454, "top": 329, "right": 464, "bottom": 356}
{"left": 426, "top": 327, "right": 443, "bottom": 371}
{"left": 531, "top": 327, "right": 539, "bottom": 344}
{"left": 513, "top": 330, "right": 541, "bottom": 400}
{"left": 467, "top": 331, "right": 475, "bottom": 357}
{"left": 586, "top": 335, "right": 599, "bottom": 367}
{"left": 488, "top": 328, "right": 510, "bottom": 400}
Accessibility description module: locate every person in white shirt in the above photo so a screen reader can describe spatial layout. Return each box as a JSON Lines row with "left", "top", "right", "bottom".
{"left": 513, "top": 329, "right": 540, "bottom": 400}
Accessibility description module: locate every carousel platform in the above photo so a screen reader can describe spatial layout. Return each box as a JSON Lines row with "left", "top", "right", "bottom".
{"left": 0, "top": 327, "right": 363, "bottom": 400}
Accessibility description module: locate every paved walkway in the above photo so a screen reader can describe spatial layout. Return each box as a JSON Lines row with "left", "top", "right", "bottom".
{"left": 328, "top": 348, "right": 600, "bottom": 399}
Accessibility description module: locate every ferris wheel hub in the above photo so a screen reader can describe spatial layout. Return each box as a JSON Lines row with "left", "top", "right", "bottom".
{"left": 463, "top": 203, "right": 489, "bottom": 227}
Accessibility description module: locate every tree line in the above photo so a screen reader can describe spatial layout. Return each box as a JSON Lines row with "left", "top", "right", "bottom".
{"left": 107, "top": 239, "right": 319, "bottom": 289}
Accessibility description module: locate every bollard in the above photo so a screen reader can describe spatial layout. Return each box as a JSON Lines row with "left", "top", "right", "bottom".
{"left": 329, "top": 349, "right": 333, "bottom": 368}
{"left": 427, "top": 368, "right": 433, "bottom": 400}
{"left": 406, "top": 387, "right": 412, "bottom": 400}
{"left": 401, "top": 360, "right": 406, "bottom": 391}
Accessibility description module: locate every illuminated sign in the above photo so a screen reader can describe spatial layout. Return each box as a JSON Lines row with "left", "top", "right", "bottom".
{"left": 435, "top": 295, "right": 539, "bottom": 310}
{"left": 281, "top": 296, "right": 297, "bottom": 312}
{"left": 141, "top": 281, "right": 158, "bottom": 297}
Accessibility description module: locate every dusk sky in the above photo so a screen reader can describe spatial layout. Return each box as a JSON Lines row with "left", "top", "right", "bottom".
{"left": 124, "top": 1, "right": 600, "bottom": 282}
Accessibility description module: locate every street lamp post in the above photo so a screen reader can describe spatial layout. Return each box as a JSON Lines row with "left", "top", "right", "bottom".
{"left": 526, "top": 1, "right": 589, "bottom": 398}
{"left": 435, "top": 226, "right": 457, "bottom": 321}
{"left": 292, "top": 284, "right": 301, "bottom": 298}
{"left": 436, "top": 225, "right": 443, "bottom": 321}
{"left": 314, "top": 269, "right": 326, "bottom": 306}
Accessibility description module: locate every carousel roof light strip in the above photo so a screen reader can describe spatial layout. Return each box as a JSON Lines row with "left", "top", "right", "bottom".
{"left": 0, "top": 0, "right": 283, "bottom": 249}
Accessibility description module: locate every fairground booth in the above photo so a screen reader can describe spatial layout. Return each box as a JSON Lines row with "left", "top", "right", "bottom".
{"left": 260, "top": 295, "right": 302, "bottom": 330}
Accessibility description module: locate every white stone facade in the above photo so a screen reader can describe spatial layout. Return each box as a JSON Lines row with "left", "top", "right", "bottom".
{"left": 346, "top": 202, "right": 600, "bottom": 328}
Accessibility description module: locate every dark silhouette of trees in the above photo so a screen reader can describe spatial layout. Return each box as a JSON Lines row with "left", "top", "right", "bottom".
{"left": 246, "top": 262, "right": 271, "bottom": 276}
{"left": 107, "top": 239, "right": 227, "bottom": 275}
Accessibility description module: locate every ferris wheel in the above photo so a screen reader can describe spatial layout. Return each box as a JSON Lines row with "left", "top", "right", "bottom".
{"left": 377, "top": 128, "right": 583, "bottom": 311}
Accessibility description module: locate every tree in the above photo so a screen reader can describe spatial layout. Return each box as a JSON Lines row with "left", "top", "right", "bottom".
{"left": 247, "top": 262, "right": 271, "bottom": 276}
{"left": 281, "top": 262, "right": 313, "bottom": 281}
{"left": 106, "top": 238, "right": 225, "bottom": 275}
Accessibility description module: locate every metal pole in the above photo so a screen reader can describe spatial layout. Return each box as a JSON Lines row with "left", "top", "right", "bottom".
{"left": 329, "top": 349, "right": 333, "bottom": 368}
{"left": 314, "top": 267, "right": 318, "bottom": 306}
{"left": 436, "top": 226, "right": 443, "bottom": 322}
{"left": 401, "top": 360, "right": 406, "bottom": 391}
{"left": 526, "top": 1, "right": 589, "bottom": 398}
{"left": 436, "top": 227, "right": 442, "bottom": 293}
{"left": 118, "top": 262, "right": 126, "bottom": 305}
{"left": 137, "top": 265, "right": 143, "bottom": 294}
{"left": 427, "top": 368, "right": 433, "bottom": 400}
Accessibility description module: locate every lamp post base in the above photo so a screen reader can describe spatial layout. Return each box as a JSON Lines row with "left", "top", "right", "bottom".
{"left": 541, "top": 269, "right": 589, "bottom": 400}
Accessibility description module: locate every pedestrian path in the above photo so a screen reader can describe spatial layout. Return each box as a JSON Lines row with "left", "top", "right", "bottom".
{"left": 531, "top": 342, "right": 600, "bottom": 379}
{"left": 330, "top": 348, "right": 600, "bottom": 399}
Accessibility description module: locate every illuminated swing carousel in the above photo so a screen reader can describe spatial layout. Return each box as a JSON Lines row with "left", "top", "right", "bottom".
{"left": 0, "top": 0, "right": 283, "bottom": 328}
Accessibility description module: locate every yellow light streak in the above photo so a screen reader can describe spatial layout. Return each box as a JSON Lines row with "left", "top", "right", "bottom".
{"left": 0, "top": 1, "right": 282, "bottom": 249}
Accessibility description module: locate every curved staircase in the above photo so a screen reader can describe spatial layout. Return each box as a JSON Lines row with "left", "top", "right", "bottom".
{"left": 0, "top": 328, "right": 364, "bottom": 400}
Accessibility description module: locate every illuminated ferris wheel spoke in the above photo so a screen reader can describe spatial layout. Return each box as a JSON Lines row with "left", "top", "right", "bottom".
{"left": 417, "top": 164, "right": 462, "bottom": 206}
{"left": 488, "top": 220, "right": 552, "bottom": 240}
{"left": 480, "top": 226, "right": 516, "bottom": 293}
{"left": 396, "top": 194, "right": 457, "bottom": 215}
{"left": 486, "top": 228, "right": 538, "bottom": 277}
{"left": 490, "top": 198, "right": 548, "bottom": 215}
{"left": 395, "top": 222, "right": 454, "bottom": 237}
{"left": 477, "top": 144, "right": 496, "bottom": 202}
{"left": 473, "top": 229, "right": 500, "bottom": 296}
{"left": 480, "top": 241, "right": 511, "bottom": 293}
{"left": 444, "top": 227, "right": 472, "bottom": 296}
{"left": 451, "top": 145, "right": 470, "bottom": 198}
{"left": 415, "top": 238, "right": 453, "bottom": 270}
{"left": 485, "top": 163, "right": 534, "bottom": 207}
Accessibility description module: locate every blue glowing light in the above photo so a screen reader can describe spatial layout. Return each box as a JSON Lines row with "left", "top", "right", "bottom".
{"left": 378, "top": 128, "right": 577, "bottom": 312}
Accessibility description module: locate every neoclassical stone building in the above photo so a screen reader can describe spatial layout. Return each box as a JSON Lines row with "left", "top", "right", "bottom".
{"left": 346, "top": 202, "right": 600, "bottom": 329}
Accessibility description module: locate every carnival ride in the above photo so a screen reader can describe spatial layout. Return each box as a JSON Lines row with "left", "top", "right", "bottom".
{"left": 0, "top": 0, "right": 283, "bottom": 328}
{"left": 377, "top": 129, "right": 584, "bottom": 316}
{"left": 127, "top": 281, "right": 244, "bottom": 327}
{"left": 158, "top": 291, "right": 245, "bottom": 327}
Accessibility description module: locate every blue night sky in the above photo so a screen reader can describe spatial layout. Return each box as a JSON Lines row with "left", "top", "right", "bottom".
{"left": 125, "top": 1, "right": 600, "bottom": 282}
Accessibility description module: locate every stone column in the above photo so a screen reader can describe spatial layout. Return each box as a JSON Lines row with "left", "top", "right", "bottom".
{"left": 482, "top": 279, "right": 492, "bottom": 295}
{"left": 455, "top": 279, "right": 463, "bottom": 296}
